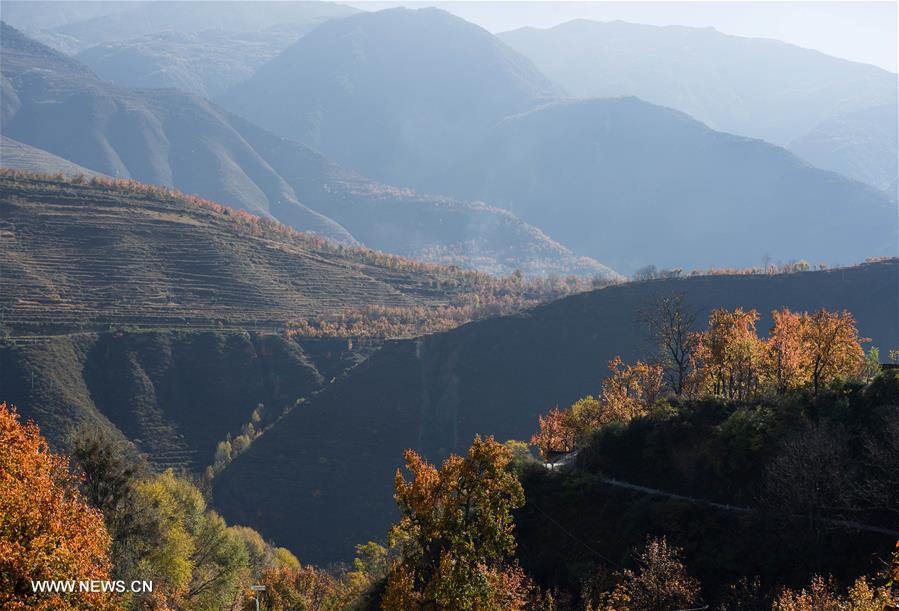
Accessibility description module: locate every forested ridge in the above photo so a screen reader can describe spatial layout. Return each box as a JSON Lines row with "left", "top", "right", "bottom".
{"left": 4, "top": 301, "right": 896, "bottom": 609}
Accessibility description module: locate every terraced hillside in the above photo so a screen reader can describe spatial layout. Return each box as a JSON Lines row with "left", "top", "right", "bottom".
{"left": 213, "top": 259, "right": 899, "bottom": 564}
{"left": 0, "top": 172, "right": 572, "bottom": 337}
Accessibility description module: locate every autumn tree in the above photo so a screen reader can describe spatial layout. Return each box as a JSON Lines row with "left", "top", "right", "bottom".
{"left": 131, "top": 470, "right": 249, "bottom": 609}
{"left": 0, "top": 402, "right": 116, "bottom": 610}
{"left": 247, "top": 564, "right": 340, "bottom": 611}
{"left": 383, "top": 435, "right": 531, "bottom": 610}
{"left": 638, "top": 292, "right": 698, "bottom": 395}
{"left": 764, "top": 308, "right": 811, "bottom": 393}
{"left": 530, "top": 406, "right": 577, "bottom": 464}
{"left": 693, "top": 308, "right": 766, "bottom": 400}
{"left": 599, "top": 357, "right": 664, "bottom": 423}
{"left": 802, "top": 309, "right": 867, "bottom": 394}
{"left": 773, "top": 573, "right": 896, "bottom": 611}
{"left": 600, "top": 536, "right": 701, "bottom": 611}
{"left": 530, "top": 360, "right": 662, "bottom": 461}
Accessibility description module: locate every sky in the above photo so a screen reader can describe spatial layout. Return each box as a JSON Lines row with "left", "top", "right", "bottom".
{"left": 347, "top": 1, "right": 899, "bottom": 72}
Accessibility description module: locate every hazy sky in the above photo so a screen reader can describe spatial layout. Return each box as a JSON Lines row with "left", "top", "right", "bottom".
{"left": 348, "top": 1, "right": 899, "bottom": 72}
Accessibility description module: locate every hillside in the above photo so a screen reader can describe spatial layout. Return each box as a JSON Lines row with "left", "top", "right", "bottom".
{"left": 0, "top": 22, "right": 608, "bottom": 277}
{"left": 0, "top": 331, "right": 344, "bottom": 471}
{"left": 76, "top": 27, "right": 313, "bottom": 99}
{"left": 499, "top": 19, "right": 897, "bottom": 191}
{"left": 434, "top": 97, "right": 898, "bottom": 273}
{"left": 0, "top": 172, "right": 597, "bottom": 337}
{"left": 221, "top": 7, "right": 563, "bottom": 188}
{"left": 0, "top": 170, "right": 605, "bottom": 467}
{"left": 516, "top": 373, "right": 899, "bottom": 604}
{"left": 788, "top": 103, "right": 898, "bottom": 193}
{"left": 212, "top": 259, "right": 899, "bottom": 564}
{"left": 0, "top": 135, "right": 105, "bottom": 178}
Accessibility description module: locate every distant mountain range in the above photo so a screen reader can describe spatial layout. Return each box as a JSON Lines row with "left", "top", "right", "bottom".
{"left": 787, "top": 103, "right": 898, "bottom": 193}
{"left": 499, "top": 19, "right": 898, "bottom": 192}
{"left": 0, "top": 22, "right": 611, "bottom": 277}
{"left": 75, "top": 28, "right": 317, "bottom": 100}
{"left": 212, "top": 259, "right": 899, "bottom": 564}
{"left": 0, "top": 1, "right": 358, "bottom": 54}
{"left": 4, "top": 8, "right": 894, "bottom": 274}
{"left": 222, "top": 8, "right": 896, "bottom": 273}
{"left": 435, "top": 97, "right": 897, "bottom": 272}
{"left": 222, "top": 7, "right": 563, "bottom": 189}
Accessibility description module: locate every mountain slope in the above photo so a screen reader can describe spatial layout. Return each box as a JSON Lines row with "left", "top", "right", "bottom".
{"left": 788, "top": 103, "right": 898, "bottom": 193}
{"left": 499, "top": 19, "right": 897, "bottom": 190}
{"left": 0, "top": 135, "right": 105, "bottom": 178}
{"left": 76, "top": 28, "right": 314, "bottom": 100}
{"left": 213, "top": 259, "right": 899, "bottom": 564}
{"left": 434, "top": 97, "right": 897, "bottom": 273}
{"left": 0, "top": 21, "right": 353, "bottom": 243}
{"left": 0, "top": 172, "right": 570, "bottom": 336}
{"left": 0, "top": 331, "right": 338, "bottom": 472}
{"left": 221, "top": 7, "right": 563, "bottom": 188}
{"left": 0, "top": 23, "right": 609, "bottom": 276}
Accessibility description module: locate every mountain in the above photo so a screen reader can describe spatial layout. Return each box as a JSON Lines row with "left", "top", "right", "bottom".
{"left": 0, "top": 1, "right": 139, "bottom": 33}
{"left": 1, "top": 1, "right": 358, "bottom": 54}
{"left": 0, "top": 171, "right": 584, "bottom": 336}
{"left": 212, "top": 259, "right": 899, "bottom": 564}
{"left": 222, "top": 11, "right": 895, "bottom": 273}
{"left": 434, "top": 97, "right": 897, "bottom": 273}
{"left": 1, "top": 135, "right": 105, "bottom": 178}
{"left": 499, "top": 19, "right": 897, "bottom": 191}
{"left": 787, "top": 103, "right": 898, "bottom": 193}
{"left": 0, "top": 170, "right": 591, "bottom": 471}
{"left": 76, "top": 28, "right": 314, "bottom": 100}
{"left": 0, "top": 23, "right": 611, "bottom": 277}
{"left": 221, "top": 7, "right": 563, "bottom": 189}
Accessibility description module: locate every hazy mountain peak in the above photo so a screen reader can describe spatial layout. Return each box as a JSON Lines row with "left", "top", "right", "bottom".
{"left": 221, "top": 6, "right": 564, "bottom": 188}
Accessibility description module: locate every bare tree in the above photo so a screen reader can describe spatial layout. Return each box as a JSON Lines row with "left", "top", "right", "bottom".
{"left": 638, "top": 292, "right": 698, "bottom": 395}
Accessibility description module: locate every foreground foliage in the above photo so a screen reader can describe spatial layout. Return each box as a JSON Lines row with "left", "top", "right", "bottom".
{"left": 383, "top": 435, "right": 534, "bottom": 609}
{"left": 532, "top": 304, "right": 874, "bottom": 459}
{"left": 0, "top": 403, "right": 115, "bottom": 610}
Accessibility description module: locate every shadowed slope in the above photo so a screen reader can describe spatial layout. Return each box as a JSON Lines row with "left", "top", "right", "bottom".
{"left": 213, "top": 260, "right": 899, "bottom": 564}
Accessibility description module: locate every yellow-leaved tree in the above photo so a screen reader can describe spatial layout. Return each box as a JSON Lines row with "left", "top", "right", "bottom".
{"left": 383, "top": 435, "right": 532, "bottom": 610}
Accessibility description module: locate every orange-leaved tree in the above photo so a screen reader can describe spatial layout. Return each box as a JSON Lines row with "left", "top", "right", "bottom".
{"left": 693, "top": 308, "right": 766, "bottom": 401}
{"left": 764, "top": 308, "right": 811, "bottom": 393}
{"left": 383, "top": 435, "right": 531, "bottom": 610}
{"left": 599, "top": 357, "right": 664, "bottom": 423}
{"left": 0, "top": 402, "right": 116, "bottom": 610}
{"left": 802, "top": 309, "right": 867, "bottom": 394}
{"left": 530, "top": 406, "right": 577, "bottom": 463}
